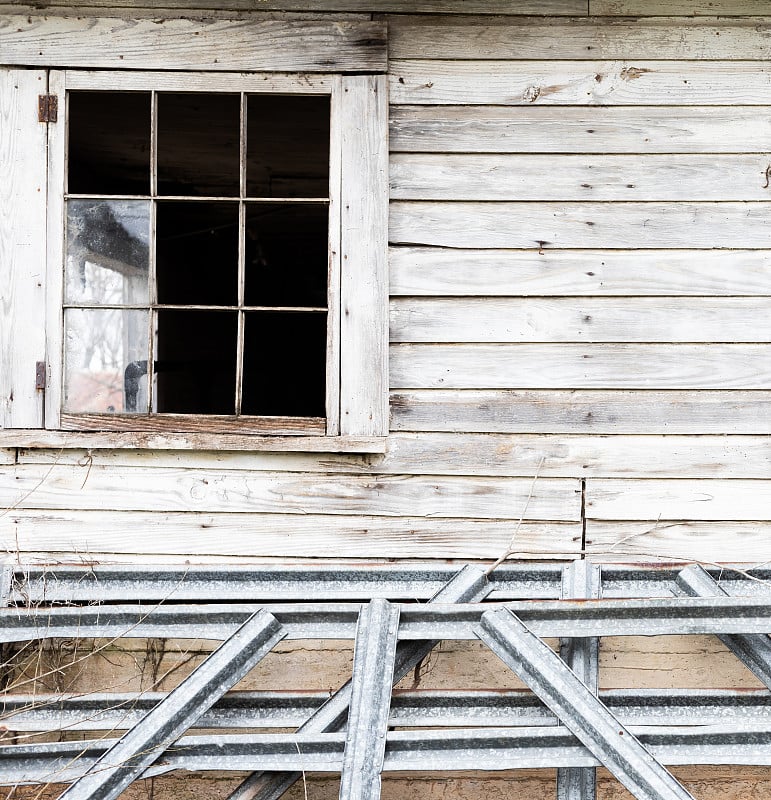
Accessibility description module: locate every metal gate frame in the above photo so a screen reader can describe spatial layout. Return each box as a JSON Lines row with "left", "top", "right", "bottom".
{"left": 1, "top": 562, "right": 771, "bottom": 800}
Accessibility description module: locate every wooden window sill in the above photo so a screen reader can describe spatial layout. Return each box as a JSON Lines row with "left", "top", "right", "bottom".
{"left": 0, "top": 429, "right": 387, "bottom": 454}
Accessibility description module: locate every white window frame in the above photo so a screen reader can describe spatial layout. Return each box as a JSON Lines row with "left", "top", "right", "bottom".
{"left": 40, "top": 69, "right": 387, "bottom": 452}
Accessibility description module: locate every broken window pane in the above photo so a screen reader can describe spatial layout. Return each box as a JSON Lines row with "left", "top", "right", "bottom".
{"left": 241, "top": 312, "right": 326, "bottom": 417}
{"left": 64, "top": 308, "right": 149, "bottom": 413}
{"left": 157, "top": 93, "right": 240, "bottom": 197}
{"left": 155, "top": 310, "right": 237, "bottom": 414}
{"left": 65, "top": 200, "right": 150, "bottom": 305}
{"left": 156, "top": 201, "right": 239, "bottom": 306}
{"left": 246, "top": 94, "right": 330, "bottom": 198}
{"left": 244, "top": 203, "right": 328, "bottom": 308}
{"left": 67, "top": 91, "right": 151, "bottom": 196}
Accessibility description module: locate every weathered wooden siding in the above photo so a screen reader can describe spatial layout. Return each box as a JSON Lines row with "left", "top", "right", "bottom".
{"left": 1, "top": 9, "right": 770, "bottom": 566}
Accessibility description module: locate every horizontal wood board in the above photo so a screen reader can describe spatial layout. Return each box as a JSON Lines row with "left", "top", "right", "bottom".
{"left": 389, "top": 202, "right": 771, "bottom": 249}
{"left": 390, "top": 391, "right": 771, "bottom": 434}
{"left": 14, "top": 433, "right": 771, "bottom": 478}
{"left": 390, "top": 154, "right": 771, "bottom": 201}
{"left": 389, "top": 106, "right": 771, "bottom": 154}
{"left": 0, "top": 15, "right": 387, "bottom": 71}
{"left": 389, "top": 17, "right": 771, "bottom": 60}
{"left": 390, "top": 60, "right": 771, "bottom": 105}
{"left": 0, "top": 510, "right": 580, "bottom": 559}
{"left": 389, "top": 249, "right": 771, "bottom": 297}
{"left": 390, "top": 298, "right": 771, "bottom": 343}
{"left": 390, "top": 344, "right": 771, "bottom": 389}
{"left": 0, "top": 464, "right": 582, "bottom": 519}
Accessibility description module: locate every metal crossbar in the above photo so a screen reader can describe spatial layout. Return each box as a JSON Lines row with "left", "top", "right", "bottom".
{"left": 1, "top": 562, "right": 771, "bottom": 800}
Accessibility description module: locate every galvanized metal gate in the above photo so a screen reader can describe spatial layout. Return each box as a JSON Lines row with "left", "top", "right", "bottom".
{"left": 1, "top": 562, "right": 771, "bottom": 800}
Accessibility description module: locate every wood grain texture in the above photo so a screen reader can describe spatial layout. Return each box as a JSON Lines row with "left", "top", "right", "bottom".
{"left": 390, "top": 60, "right": 771, "bottom": 105}
{"left": 390, "top": 344, "right": 771, "bottom": 389}
{"left": 0, "top": 510, "right": 580, "bottom": 559}
{"left": 0, "top": 15, "right": 387, "bottom": 72}
{"left": 586, "top": 479, "right": 771, "bottom": 521}
{"left": 340, "top": 75, "right": 389, "bottom": 437}
{"left": 0, "top": 68, "right": 47, "bottom": 429}
{"left": 586, "top": 521, "right": 771, "bottom": 563}
{"left": 390, "top": 106, "right": 771, "bottom": 154}
{"left": 389, "top": 248, "right": 771, "bottom": 297}
{"left": 590, "top": 0, "right": 771, "bottom": 16}
{"left": 0, "top": 1, "right": 587, "bottom": 14}
{"left": 390, "top": 298, "right": 771, "bottom": 343}
{"left": 0, "top": 464, "right": 582, "bottom": 519}
{"left": 389, "top": 202, "right": 771, "bottom": 249}
{"left": 0, "top": 449, "right": 14, "bottom": 465}
{"left": 16, "top": 433, "right": 771, "bottom": 479}
{"left": 389, "top": 16, "right": 771, "bottom": 60}
{"left": 390, "top": 390, "right": 771, "bottom": 434}
{"left": 390, "top": 154, "right": 771, "bottom": 201}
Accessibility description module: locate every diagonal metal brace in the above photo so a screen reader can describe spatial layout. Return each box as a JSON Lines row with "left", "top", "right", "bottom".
{"left": 476, "top": 608, "right": 696, "bottom": 800}
{"left": 339, "top": 599, "right": 400, "bottom": 800}
{"left": 58, "top": 609, "right": 285, "bottom": 800}
{"left": 227, "top": 564, "right": 490, "bottom": 800}
{"left": 558, "top": 561, "right": 601, "bottom": 800}
{"left": 676, "top": 564, "right": 771, "bottom": 690}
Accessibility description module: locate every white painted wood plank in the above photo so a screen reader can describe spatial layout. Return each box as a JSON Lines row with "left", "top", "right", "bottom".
{"left": 8, "top": 1, "right": 586, "bottom": 14}
{"left": 590, "top": 0, "right": 771, "bottom": 16}
{"left": 340, "top": 75, "right": 389, "bottom": 437}
{"left": 44, "top": 69, "right": 65, "bottom": 430}
{"left": 390, "top": 106, "right": 771, "bottom": 154}
{"left": 586, "top": 521, "right": 771, "bottom": 564}
{"left": 389, "top": 248, "right": 771, "bottom": 297}
{"left": 586, "top": 479, "right": 771, "bottom": 521}
{"left": 390, "top": 154, "right": 771, "bottom": 201}
{"left": 390, "top": 60, "right": 771, "bottom": 105}
{"left": 390, "top": 298, "right": 771, "bottom": 343}
{"left": 390, "top": 390, "right": 771, "bottom": 434}
{"left": 0, "top": 449, "right": 14, "bottom": 465}
{"left": 16, "top": 434, "right": 771, "bottom": 479}
{"left": 0, "top": 510, "right": 580, "bottom": 560}
{"left": 0, "top": 464, "right": 582, "bottom": 520}
{"left": 389, "top": 202, "right": 771, "bottom": 249}
{"left": 0, "top": 16, "right": 387, "bottom": 72}
{"left": 389, "top": 17, "right": 771, "bottom": 60}
{"left": 64, "top": 69, "right": 333, "bottom": 93}
{"left": 390, "top": 344, "right": 771, "bottom": 389}
{"left": 0, "top": 68, "right": 47, "bottom": 429}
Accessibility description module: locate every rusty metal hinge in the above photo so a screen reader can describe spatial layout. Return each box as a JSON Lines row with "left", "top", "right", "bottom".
{"left": 38, "top": 94, "right": 58, "bottom": 123}
{"left": 35, "top": 361, "right": 47, "bottom": 391}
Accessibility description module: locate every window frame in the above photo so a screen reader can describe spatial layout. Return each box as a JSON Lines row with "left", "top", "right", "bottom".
{"left": 43, "top": 69, "right": 388, "bottom": 452}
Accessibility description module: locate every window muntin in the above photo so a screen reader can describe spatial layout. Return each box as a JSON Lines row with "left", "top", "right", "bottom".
{"left": 63, "top": 88, "right": 332, "bottom": 430}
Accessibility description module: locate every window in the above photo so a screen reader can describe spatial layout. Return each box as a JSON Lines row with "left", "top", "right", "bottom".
{"left": 43, "top": 71, "right": 388, "bottom": 446}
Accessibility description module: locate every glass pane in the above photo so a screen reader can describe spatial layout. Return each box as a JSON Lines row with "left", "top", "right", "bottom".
{"left": 65, "top": 200, "right": 150, "bottom": 304}
{"left": 156, "top": 201, "right": 239, "bottom": 305}
{"left": 246, "top": 95, "right": 329, "bottom": 198}
{"left": 242, "top": 311, "right": 326, "bottom": 417}
{"left": 64, "top": 309, "right": 149, "bottom": 413}
{"left": 67, "top": 91, "right": 151, "bottom": 195}
{"left": 157, "top": 93, "right": 240, "bottom": 197}
{"left": 244, "top": 203, "right": 328, "bottom": 307}
{"left": 155, "top": 310, "right": 237, "bottom": 414}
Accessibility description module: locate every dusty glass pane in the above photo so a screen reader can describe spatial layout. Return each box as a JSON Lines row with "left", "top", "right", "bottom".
{"left": 65, "top": 200, "right": 150, "bottom": 304}
{"left": 64, "top": 309, "right": 149, "bottom": 413}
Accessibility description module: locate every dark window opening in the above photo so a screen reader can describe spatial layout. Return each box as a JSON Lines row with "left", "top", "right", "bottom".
{"left": 64, "top": 89, "right": 331, "bottom": 423}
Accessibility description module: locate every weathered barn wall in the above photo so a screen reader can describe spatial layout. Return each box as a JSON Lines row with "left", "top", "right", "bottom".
{"left": 1, "top": 3, "right": 771, "bottom": 797}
